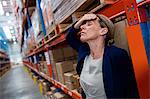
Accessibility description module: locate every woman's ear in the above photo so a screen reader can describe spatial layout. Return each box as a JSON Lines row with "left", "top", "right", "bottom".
{"left": 99, "top": 27, "right": 108, "bottom": 36}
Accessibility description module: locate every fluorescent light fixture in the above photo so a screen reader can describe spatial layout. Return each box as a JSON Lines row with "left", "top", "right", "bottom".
{"left": 10, "top": 30, "right": 14, "bottom": 33}
{"left": 13, "top": 38, "right": 16, "bottom": 41}
{"left": 4, "top": 42, "right": 6, "bottom": 44}
{"left": 10, "top": 0, "right": 13, "bottom": 5}
{"left": 6, "top": 12, "right": 10, "bottom": 16}
{"left": 3, "top": 26, "right": 12, "bottom": 39}
{"left": 2, "top": 1, "right": 7, "bottom": 6}
{"left": 0, "top": 2, "right": 4, "bottom": 15}
{"left": 9, "top": 26, "right": 13, "bottom": 29}
{"left": 13, "top": 42, "right": 17, "bottom": 44}
{"left": 8, "top": 20, "right": 11, "bottom": 24}
{"left": 0, "top": 36, "right": 3, "bottom": 40}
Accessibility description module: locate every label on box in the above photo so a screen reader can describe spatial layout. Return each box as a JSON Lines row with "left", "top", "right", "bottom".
{"left": 44, "top": 52, "right": 51, "bottom": 64}
{"left": 34, "top": 56, "right": 37, "bottom": 64}
{"left": 29, "top": 57, "right": 32, "bottom": 62}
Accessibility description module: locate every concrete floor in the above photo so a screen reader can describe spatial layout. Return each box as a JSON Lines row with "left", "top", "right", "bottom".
{"left": 0, "top": 66, "right": 45, "bottom": 99}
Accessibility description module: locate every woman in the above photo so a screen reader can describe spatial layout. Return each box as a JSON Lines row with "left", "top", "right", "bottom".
{"left": 66, "top": 13, "right": 139, "bottom": 99}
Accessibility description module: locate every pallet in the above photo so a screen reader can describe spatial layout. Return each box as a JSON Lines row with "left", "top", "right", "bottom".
{"left": 44, "top": 27, "right": 58, "bottom": 44}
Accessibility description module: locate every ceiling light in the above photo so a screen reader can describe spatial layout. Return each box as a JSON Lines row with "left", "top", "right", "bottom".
{"left": 0, "top": 2, "right": 4, "bottom": 15}
{"left": 6, "top": 12, "right": 10, "bottom": 16}
{"left": 0, "top": 36, "right": 3, "bottom": 40}
{"left": 3, "top": 26, "right": 11, "bottom": 39}
{"left": 8, "top": 20, "right": 11, "bottom": 24}
{"left": 4, "top": 42, "right": 6, "bottom": 44}
{"left": 13, "top": 41, "right": 17, "bottom": 44}
{"left": 10, "top": 30, "right": 14, "bottom": 33}
{"left": 9, "top": 26, "right": 13, "bottom": 29}
{"left": 2, "top": 1, "right": 7, "bottom": 6}
{"left": 13, "top": 38, "right": 16, "bottom": 41}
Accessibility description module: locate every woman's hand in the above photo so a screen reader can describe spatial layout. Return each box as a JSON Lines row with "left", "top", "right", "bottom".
{"left": 74, "top": 14, "right": 97, "bottom": 29}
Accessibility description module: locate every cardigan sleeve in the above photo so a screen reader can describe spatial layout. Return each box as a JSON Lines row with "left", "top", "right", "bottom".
{"left": 118, "top": 49, "right": 139, "bottom": 98}
{"left": 66, "top": 25, "right": 83, "bottom": 52}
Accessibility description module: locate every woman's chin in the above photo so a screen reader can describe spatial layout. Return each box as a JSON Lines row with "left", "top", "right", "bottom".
{"left": 80, "top": 38, "right": 88, "bottom": 42}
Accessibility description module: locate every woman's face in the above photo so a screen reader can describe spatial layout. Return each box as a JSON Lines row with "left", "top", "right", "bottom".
{"left": 79, "top": 19, "right": 102, "bottom": 42}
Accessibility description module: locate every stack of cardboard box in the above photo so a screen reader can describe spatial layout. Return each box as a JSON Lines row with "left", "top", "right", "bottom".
{"left": 53, "top": 0, "right": 87, "bottom": 24}
{"left": 56, "top": 61, "right": 74, "bottom": 84}
{"left": 62, "top": 46, "right": 77, "bottom": 60}
{"left": 49, "top": 49, "right": 64, "bottom": 81}
{"left": 38, "top": 61, "right": 49, "bottom": 76}
{"left": 31, "top": 9, "right": 43, "bottom": 44}
{"left": 64, "top": 71, "right": 80, "bottom": 90}
{"left": 49, "top": 46, "right": 78, "bottom": 81}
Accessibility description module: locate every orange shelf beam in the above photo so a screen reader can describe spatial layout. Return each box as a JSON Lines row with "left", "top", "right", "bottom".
{"left": 123, "top": 0, "right": 149, "bottom": 98}
{"left": 125, "top": 25, "right": 149, "bottom": 98}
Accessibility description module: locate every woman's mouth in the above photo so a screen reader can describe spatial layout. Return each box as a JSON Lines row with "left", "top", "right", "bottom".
{"left": 80, "top": 31, "right": 86, "bottom": 35}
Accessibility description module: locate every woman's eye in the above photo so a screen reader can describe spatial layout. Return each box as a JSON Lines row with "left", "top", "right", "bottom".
{"left": 87, "top": 22, "right": 92, "bottom": 26}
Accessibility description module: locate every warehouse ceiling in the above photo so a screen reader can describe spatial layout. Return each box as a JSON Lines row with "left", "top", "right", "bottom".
{"left": 0, "top": 0, "right": 16, "bottom": 43}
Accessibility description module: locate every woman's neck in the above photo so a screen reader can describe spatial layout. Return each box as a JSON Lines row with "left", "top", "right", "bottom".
{"left": 87, "top": 37, "right": 105, "bottom": 59}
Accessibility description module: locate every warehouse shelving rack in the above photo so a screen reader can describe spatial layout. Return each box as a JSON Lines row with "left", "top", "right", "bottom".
{"left": 0, "top": 50, "right": 11, "bottom": 77}
{"left": 23, "top": 0, "right": 150, "bottom": 98}
{"left": 24, "top": 61, "right": 81, "bottom": 98}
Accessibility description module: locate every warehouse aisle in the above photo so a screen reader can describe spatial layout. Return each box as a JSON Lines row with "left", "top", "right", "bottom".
{"left": 0, "top": 66, "right": 45, "bottom": 99}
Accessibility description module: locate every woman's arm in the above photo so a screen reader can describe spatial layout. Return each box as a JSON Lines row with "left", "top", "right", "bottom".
{"left": 66, "top": 25, "right": 83, "bottom": 52}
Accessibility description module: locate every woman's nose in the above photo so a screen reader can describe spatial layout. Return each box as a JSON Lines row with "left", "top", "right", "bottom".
{"left": 80, "top": 25, "right": 86, "bottom": 30}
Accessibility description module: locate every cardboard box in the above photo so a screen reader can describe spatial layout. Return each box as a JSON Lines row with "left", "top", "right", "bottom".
{"left": 73, "top": 74, "right": 80, "bottom": 89}
{"left": 43, "top": 8, "right": 49, "bottom": 29}
{"left": 73, "top": 63, "right": 77, "bottom": 72}
{"left": 56, "top": 61, "right": 74, "bottom": 84}
{"left": 31, "top": 9, "right": 40, "bottom": 44}
{"left": 72, "top": 12, "right": 87, "bottom": 22}
{"left": 50, "top": 60, "right": 59, "bottom": 81}
{"left": 53, "top": 92, "right": 70, "bottom": 99}
{"left": 56, "top": 61, "right": 74, "bottom": 74}
{"left": 62, "top": 46, "right": 76, "bottom": 60}
{"left": 49, "top": 49, "right": 64, "bottom": 62}
{"left": 100, "top": 0, "right": 117, "bottom": 4}
{"left": 64, "top": 71, "right": 77, "bottom": 82}
{"left": 50, "top": 86, "right": 56, "bottom": 93}
{"left": 65, "top": 81, "right": 76, "bottom": 90}
{"left": 46, "top": 0, "right": 55, "bottom": 28}
{"left": 51, "top": 0, "right": 63, "bottom": 11}
{"left": 39, "top": 61, "right": 48, "bottom": 75}
{"left": 54, "top": 0, "right": 87, "bottom": 24}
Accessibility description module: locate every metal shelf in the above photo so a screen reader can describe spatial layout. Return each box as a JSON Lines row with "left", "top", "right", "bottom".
{"left": 0, "top": 61, "right": 10, "bottom": 65}
{"left": 25, "top": 0, "right": 149, "bottom": 58}
{"left": 0, "top": 50, "right": 9, "bottom": 60}
{"left": 0, "top": 55, "right": 9, "bottom": 59}
{"left": 23, "top": 61, "right": 82, "bottom": 99}
{"left": 24, "top": 0, "right": 149, "bottom": 98}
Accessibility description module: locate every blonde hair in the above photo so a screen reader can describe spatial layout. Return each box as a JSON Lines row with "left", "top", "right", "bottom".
{"left": 96, "top": 14, "right": 115, "bottom": 45}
